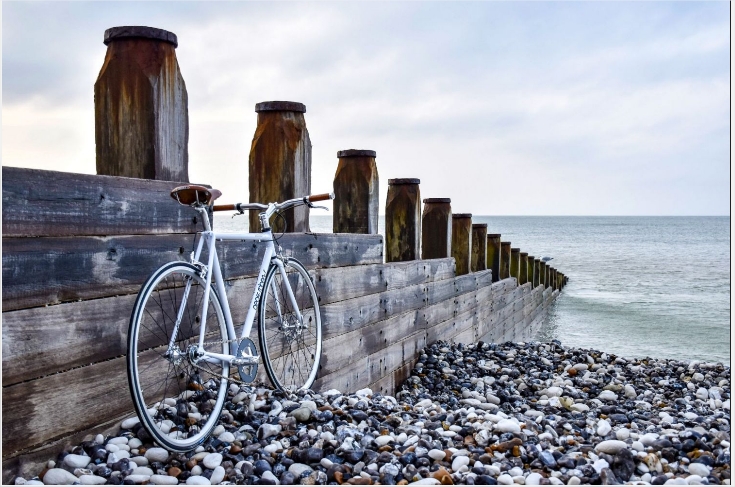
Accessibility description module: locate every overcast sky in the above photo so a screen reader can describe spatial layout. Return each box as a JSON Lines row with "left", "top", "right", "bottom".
{"left": 3, "top": 1, "right": 730, "bottom": 215}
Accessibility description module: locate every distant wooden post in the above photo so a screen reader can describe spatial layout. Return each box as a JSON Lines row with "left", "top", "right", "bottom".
{"left": 385, "top": 179, "right": 421, "bottom": 262}
{"left": 519, "top": 252, "right": 528, "bottom": 285}
{"left": 333, "top": 150, "right": 379, "bottom": 234}
{"left": 451, "top": 214, "right": 472, "bottom": 276}
{"left": 500, "top": 242, "right": 511, "bottom": 280}
{"left": 550, "top": 268, "right": 556, "bottom": 290}
{"left": 486, "top": 234, "right": 501, "bottom": 282}
{"left": 471, "top": 224, "right": 488, "bottom": 272}
{"left": 542, "top": 262, "right": 549, "bottom": 288}
{"left": 249, "top": 101, "right": 311, "bottom": 233}
{"left": 95, "top": 26, "right": 188, "bottom": 182}
{"left": 533, "top": 258, "right": 541, "bottom": 287}
{"left": 421, "top": 198, "right": 451, "bottom": 260}
{"left": 526, "top": 255, "right": 535, "bottom": 286}
{"left": 510, "top": 248, "right": 521, "bottom": 282}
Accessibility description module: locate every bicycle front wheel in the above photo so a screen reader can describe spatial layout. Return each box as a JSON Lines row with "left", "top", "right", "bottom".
{"left": 127, "top": 262, "right": 229, "bottom": 452}
{"left": 258, "top": 258, "right": 322, "bottom": 391}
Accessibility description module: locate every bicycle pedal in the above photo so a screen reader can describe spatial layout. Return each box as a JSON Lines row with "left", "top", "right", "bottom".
{"left": 236, "top": 338, "right": 258, "bottom": 383}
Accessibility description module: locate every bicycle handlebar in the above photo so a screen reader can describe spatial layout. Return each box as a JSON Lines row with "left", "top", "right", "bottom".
{"left": 212, "top": 192, "right": 335, "bottom": 213}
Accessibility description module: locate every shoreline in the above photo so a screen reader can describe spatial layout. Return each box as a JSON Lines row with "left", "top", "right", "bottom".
{"left": 15, "top": 340, "right": 731, "bottom": 485}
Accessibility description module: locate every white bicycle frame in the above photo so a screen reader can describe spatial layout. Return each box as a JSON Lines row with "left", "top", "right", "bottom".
{"left": 167, "top": 205, "right": 303, "bottom": 367}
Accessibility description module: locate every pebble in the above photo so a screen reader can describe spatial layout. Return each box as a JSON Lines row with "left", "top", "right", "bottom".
{"left": 42, "top": 469, "right": 79, "bottom": 485}
{"left": 23, "top": 340, "right": 729, "bottom": 486}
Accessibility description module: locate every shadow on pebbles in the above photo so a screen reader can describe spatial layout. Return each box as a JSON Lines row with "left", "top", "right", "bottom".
{"left": 17, "top": 340, "right": 730, "bottom": 485}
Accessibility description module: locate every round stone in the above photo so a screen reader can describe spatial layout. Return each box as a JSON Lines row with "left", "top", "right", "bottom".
{"left": 43, "top": 469, "right": 82, "bottom": 485}
{"left": 595, "top": 440, "right": 628, "bottom": 454}
{"left": 185, "top": 476, "right": 211, "bottom": 485}
{"left": 150, "top": 475, "right": 180, "bottom": 485}
{"left": 202, "top": 453, "right": 223, "bottom": 469}
{"left": 145, "top": 447, "right": 170, "bottom": 463}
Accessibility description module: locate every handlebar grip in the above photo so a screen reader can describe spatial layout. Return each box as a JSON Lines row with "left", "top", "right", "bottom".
{"left": 307, "top": 192, "right": 334, "bottom": 202}
{"left": 212, "top": 204, "right": 236, "bottom": 212}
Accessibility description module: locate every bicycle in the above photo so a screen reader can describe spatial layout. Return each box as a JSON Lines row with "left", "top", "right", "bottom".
{"left": 126, "top": 184, "right": 333, "bottom": 452}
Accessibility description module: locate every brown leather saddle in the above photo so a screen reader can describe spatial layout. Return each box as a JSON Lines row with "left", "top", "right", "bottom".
{"left": 170, "top": 185, "right": 222, "bottom": 206}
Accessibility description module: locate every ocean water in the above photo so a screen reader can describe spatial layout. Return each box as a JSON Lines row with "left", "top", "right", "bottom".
{"left": 215, "top": 214, "right": 730, "bottom": 364}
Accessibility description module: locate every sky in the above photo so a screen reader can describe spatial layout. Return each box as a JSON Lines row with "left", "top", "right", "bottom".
{"left": 2, "top": 1, "right": 730, "bottom": 216}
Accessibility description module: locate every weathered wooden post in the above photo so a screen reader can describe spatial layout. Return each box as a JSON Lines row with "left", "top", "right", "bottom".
{"left": 385, "top": 179, "right": 421, "bottom": 262}
{"left": 451, "top": 214, "right": 472, "bottom": 275}
{"left": 249, "top": 101, "right": 312, "bottom": 233}
{"left": 533, "top": 258, "right": 541, "bottom": 287}
{"left": 519, "top": 252, "right": 528, "bottom": 285}
{"left": 526, "top": 255, "right": 535, "bottom": 287}
{"left": 500, "top": 242, "right": 511, "bottom": 280}
{"left": 486, "top": 234, "right": 501, "bottom": 282}
{"left": 510, "top": 248, "right": 521, "bottom": 282}
{"left": 471, "top": 223, "right": 488, "bottom": 272}
{"left": 333, "top": 150, "right": 379, "bottom": 234}
{"left": 95, "top": 26, "right": 188, "bottom": 181}
{"left": 550, "top": 268, "right": 556, "bottom": 290}
{"left": 542, "top": 262, "right": 549, "bottom": 288}
{"left": 421, "top": 198, "right": 452, "bottom": 260}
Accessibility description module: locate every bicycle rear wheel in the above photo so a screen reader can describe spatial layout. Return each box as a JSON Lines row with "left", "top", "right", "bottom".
{"left": 258, "top": 258, "right": 322, "bottom": 391}
{"left": 127, "top": 262, "right": 229, "bottom": 452}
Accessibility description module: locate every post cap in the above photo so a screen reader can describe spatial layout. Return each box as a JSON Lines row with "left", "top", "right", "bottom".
{"left": 472, "top": 223, "right": 488, "bottom": 228}
{"left": 452, "top": 213, "right": 472, "bottom": 219}
{"left": 520, "top": 252, "right": 528, "bottom": 256}
{"left": 423, "top": 198, "right": 451, "bottom": 203}
{"left": 255, "top": 101, "right": 306, "bottom": 113}
{"left": 527, "top": 255, "right": 534, "bottom": 259}
{"left": 388, "top": 178, "right": 420, "bottom": 185}
{"left": 337, "top": 149, "right": 376, "bottom": 158}
{"left": 511, "top": 247, "right": 520, "bottom": 252}
{"left": 104, "top": 26, "right": 178, "bottom": 47}
{"left": 487, "top": 233, "right": 501, "bottom": 238}
{"left": 501, "top": 241, "right": 511, "bottom": 246}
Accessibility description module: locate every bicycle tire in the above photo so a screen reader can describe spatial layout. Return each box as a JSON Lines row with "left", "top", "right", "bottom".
{"left": 127, "top": 262, "right": 229, "bottom": 452}
{"left": 258, "top": 258, "right": 322, "bottom": 391}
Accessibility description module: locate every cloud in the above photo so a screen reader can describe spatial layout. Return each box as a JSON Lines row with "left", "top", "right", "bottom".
{"left": 2, "top": 1, "right": 729, "bottom": 215}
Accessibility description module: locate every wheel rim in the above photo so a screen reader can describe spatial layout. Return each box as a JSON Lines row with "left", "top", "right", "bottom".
{"left": 129, "top": 265, "right": 228, "bottom": 450}
{"left": 260, "top": 261, "right": 321, "bottom": 391}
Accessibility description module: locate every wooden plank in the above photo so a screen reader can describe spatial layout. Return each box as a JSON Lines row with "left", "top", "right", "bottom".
{"left": 2, "top": 235, "right": 190, "bottom": 311}
{"left": 368, "top": 359, "right": 416, "bottom": 397}
{"left": 3, "top": 353, "right": 138, "bottom": 455}
{"left": 2, "top": 258, "right": 451, "bottom": 386}
{"left": 2, "top": 166, "right": 202, "bottom": 237}
{"left": 3, "top": 233, "right": 384, "bottom": 311}
{"left": 219, "top": 233, "right": 384, "bottom": 280}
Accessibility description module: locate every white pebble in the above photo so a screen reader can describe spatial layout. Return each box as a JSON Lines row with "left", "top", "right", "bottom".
{"left": 567, "top": 476, "right": 581, "bottom": 485}
{"left": 121, "top": 417, "right": 140, "bottom": 429}
{"left": 526, "top": 472, "right": 542, "bottom": 485}
{"left": 125, "top": 475, "right": 152, "bottom": 484}
{"left": 451, "top": 456, "right": 470, "bottom": 472}
{"left": 616, "top": 428, "right": 630, "bottom": 440}
{"left": 43, "top": 469, "right": 81, "bottom": 485}
{"left": 186, "top": 476, "right": 211, "bottom": 485}
{"left": 78, "top": 475, "right": 107, "bottom": 485}
{"left": 495, "top": 419, "right": 521, "bottom": 433}
{"left": 217, "top": 431, "right": 235, "bottom": 443}
{"left": 149, "top": 474, "right": 179, "bottom": 485}
{"left": 202, "top": 452, "right": 223, "bottom": 469}
{"left": 108, "top": 436, "right": 129, "bottom": 444}
{"left": 688, "top": 463, "right": 711, "bottom": 477}
{"left": 375, "top": 435, "right": 393, "bottom": 446}
{"left": 595, "top": 440, "right": 627, "bottom": 454}
{"left": 209, "top": 466, "right": 225, "bottom": 485}
{"left": 428, "top": 449, "right": 446, "bottom": 461}
{"left": 63, "top": 454, "right": 91, "bottom": 468}
{"left": 598, "top": 390, "right": 618, "bottom": 401}
{"left": 597, "top": 419, "right": 611, "bottom": 436}
{"left": 497, "top": 474, "right": 514, "bottom": 485}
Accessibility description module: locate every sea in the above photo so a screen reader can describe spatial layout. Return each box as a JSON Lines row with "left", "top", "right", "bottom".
{"left": 214, "top": 214, "right": 731, "bottom": 365}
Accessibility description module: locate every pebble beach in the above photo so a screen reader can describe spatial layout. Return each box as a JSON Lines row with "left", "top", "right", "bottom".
{"left": 18, "top": 340, "right": 730, "bottom": 485}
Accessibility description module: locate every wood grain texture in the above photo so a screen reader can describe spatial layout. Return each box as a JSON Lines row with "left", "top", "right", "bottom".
{"left": 421, "top": 200, "right": 451, "bottom": 260}
{"left": 385, "top": 181, "right": 421, "bottom": 262}
{"left": 333, "top": 154, "right": 379, "bottom": 234}
{"left": 451, "top": 215, "right": 472, "bottom": 276}
{"left": 2, "top": 167, "right": 200, "bottom": 238}
{"left": 471, "top": 225, "right": 488, "bottom": 273}
{"left": 249, "top": 110, "right": 311, "bottom": 233}
{"left": 3, "top": 233, "right": 384, "bottom": 312}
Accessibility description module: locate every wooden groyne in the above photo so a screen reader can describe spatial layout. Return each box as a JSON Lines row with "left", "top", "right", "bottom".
{"left": 1, "top": 26, "right": 566, "bottom": 483}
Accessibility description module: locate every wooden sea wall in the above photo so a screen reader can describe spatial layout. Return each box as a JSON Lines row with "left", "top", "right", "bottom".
{"left": 1, "top": 166, "right": 561, "bottom": 482}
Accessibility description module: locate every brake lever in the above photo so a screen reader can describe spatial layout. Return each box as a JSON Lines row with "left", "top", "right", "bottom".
{"left": 308, "top": 204, "right": 329, "bottom": 211}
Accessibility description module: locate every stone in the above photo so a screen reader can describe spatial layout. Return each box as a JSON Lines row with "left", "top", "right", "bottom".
{"left": 202, "top": 453, "right": 223, "bottom": 469}
{"left": 595, "top": 440, "right": 628, "bottom": 454}
{"left": 121, "top": 417, "right": 141, "bottom": 429}
{"left": 495, "top": 419, "right": 521, "bottom": 433}
{"left": 451, "top": 456, "right": 470, "bottom": 472}
{"left": 525, "top": 473, "right": 543, "bottom": 485}
{"left": 258, "top": 423, "right": 282, "bottom": 439}
{"left": 597, "top": 419, "right": 611, "bottom": 436}
{"left": 209, "top": 466, "right": 225, "bottom": 484}
{"left": 688, "top": 463, "right": 711, "bottom": 477}
{"left": 155, "top": 474, "right": 180, "bottom": 484}
{"left": 146, "top": 448, "right": 171, "bottom": 463}
{"left": 290, "top": 407, "right": 312, "bottom": 422}
{"left": 63, "top": 454, "right": 92, "bottom": 468}
{"left": 43, "top": 469, "right": 82, "bottom": 484}
{"left": 78, "top": 475, "right": 108, "bottom": 485}
{"left": 185, "top": 476, "right": 211, "bottom": 485}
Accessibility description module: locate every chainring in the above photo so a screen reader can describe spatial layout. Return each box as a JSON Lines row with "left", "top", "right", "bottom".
{"left": 236, "top": 338, "right": 258, "bottom": 383}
